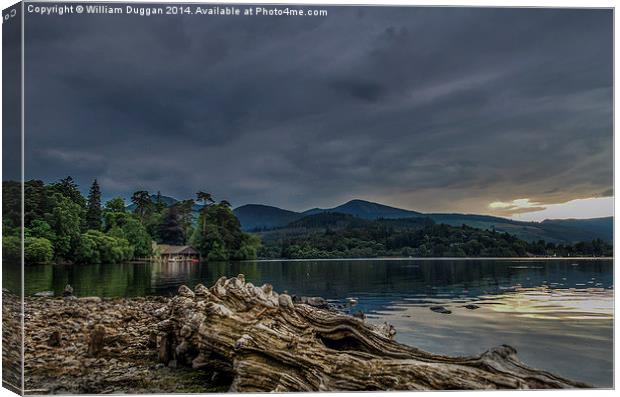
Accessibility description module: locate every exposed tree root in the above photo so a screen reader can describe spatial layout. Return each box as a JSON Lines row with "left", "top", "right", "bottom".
{"left": 157, "top": 275, "right": 588, "bottom": 391}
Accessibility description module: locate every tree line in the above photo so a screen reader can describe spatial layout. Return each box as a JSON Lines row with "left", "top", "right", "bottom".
{"left": 257, "top": 212, "right": 613, "bottom": 259}
{"left": 2, "top": 177, "right": 259, "bottom": 265}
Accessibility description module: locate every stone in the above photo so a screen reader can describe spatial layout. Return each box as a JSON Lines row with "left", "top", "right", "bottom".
{"left": 47, "top": 330, "right": 61, "bottom": 347}
{"left": 298, "top": 296, "right": 329, "bottom": 309}
{"left": 79, "top": 296, "right": 102, "bottom": 303}
{"left": 63, "top": 284, "right": 74, "bottom": 297}
{"left": 34, "top": 291, "right": 54, "bottom": 298}
{"left": 430, "top": 306, "right": 452, "bottom": 314}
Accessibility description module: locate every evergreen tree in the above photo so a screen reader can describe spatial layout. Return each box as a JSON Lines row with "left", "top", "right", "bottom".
{"left": 156, "top": 206, "right": 185, "bottom": 245}
{"left": 45, "top": 193, "right": 83, "bottom": 260}
{"left": 155, "top": 191, "right": 166, "bottom": 213}
{"left": 131, "top": 190, "right": 152, "bottom": 223}
{"left": 176, "top": 200, "right": 195, "bottom": 243}
{"left": 52, "top": 176, "right": 86, "bottom": 208}
{"left": 85, "top": 179, "right": 102, "bottom": 230}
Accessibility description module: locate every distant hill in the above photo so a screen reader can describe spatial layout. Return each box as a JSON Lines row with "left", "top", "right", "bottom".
{"left": 234, "top": 204, "right": 303, "bottom": 231}
{"left": 124, "top": 195, "right": 612, "bottom": 244}
{"left": 287, "top": 212, "right": 372, "bottom": 229}
{"left": 425, "top": 213, "right": 613, "bottom": 243}
{"left": 233, "top": 199, "right": 613, "bottom": 244}
{"left": 303, "top": 199, "right": 422, "bottom": 219}
{"left": 540, "top": 217, "right": 613, "bottom": 242}
{"left": 256, "top": 212, "right": 611, "bottom": 259}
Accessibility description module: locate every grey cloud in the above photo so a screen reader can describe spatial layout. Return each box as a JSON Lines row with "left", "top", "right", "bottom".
{"left": 22, "top": 6, "right": 612, "bottom": 214}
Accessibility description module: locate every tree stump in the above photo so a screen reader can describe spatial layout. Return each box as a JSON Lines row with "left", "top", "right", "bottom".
{"left": 158, "top": 275, "right": 587, "bottom": 392}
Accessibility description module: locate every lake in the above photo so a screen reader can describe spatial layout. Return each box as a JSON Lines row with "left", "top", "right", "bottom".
{"left": 25, "top": 258, "right": 613, "bottom": 388}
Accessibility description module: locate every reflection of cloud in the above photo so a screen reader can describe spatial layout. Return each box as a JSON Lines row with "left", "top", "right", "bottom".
{"left": 481, "top": 286, "right": 613, "bottom": 321}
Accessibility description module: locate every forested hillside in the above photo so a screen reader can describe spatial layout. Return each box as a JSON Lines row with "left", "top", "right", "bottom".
{"left": 2, "top": 178, "right": 258, "bottom": 265}
{"left": 256, "top": 213, "right": 612, "bottom": 259}
{"left": 235, "top": 199, "right": 613, "bottom": 243}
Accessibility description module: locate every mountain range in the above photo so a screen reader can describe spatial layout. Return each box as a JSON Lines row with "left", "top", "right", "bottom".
{"left": 233, "top": 199, "right": 613, "bottom": 244}
{"left": 126, "top": 195, "right": 612, "bottom": 244}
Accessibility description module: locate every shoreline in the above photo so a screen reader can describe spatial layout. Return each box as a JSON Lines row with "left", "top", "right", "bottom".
{"left": 3, "top": 270, "right": 608, "bottom": 394}
{"left": 253, "top": 256, "right": 614, "bottom": 262}
{"left": 25, "top": 256, "right": 614, "bottom": 267}
{"left": 18, "top": 293, "right": 227, "bottom": 394}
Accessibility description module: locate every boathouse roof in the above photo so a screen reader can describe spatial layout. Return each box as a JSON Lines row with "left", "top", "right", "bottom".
{"left": 158, "top": 245, "right": 199, "bottom": 255}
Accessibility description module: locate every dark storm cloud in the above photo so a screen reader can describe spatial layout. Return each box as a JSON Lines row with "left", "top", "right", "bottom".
{"left": 23, "top": 6, "right": 612, "bottom": 214}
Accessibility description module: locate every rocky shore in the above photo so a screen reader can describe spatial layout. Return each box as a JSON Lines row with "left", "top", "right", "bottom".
{"left": 2, "top": 290, "right": 22, "bottom": 393}
{"left": 21, "top": 293, "right": 227, "bottom": 394}
{"left": 6, "top": 276, "right": 587, "bottom": 394}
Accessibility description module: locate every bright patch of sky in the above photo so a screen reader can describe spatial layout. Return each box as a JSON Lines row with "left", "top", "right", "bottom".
{"left": 496, "top": 197, "right": 614, "bottom": 222}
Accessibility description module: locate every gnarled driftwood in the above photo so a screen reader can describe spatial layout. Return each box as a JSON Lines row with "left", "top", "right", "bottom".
{"left": 156, "top": 275, "right": 587, "bottom": 392}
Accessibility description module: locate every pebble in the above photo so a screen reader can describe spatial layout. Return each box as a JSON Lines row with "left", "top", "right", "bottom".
{"left": 2, "top": 291, "right": 217, "bottom": 393}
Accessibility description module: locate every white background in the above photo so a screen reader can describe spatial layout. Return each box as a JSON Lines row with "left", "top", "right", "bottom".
{"left": 0, "top": 0, "right": 616, "bottom": 396}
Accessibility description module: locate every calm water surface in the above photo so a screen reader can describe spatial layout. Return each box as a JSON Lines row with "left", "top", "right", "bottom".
{"left": 25, "top": 259, "right": 613, "bottom": 387}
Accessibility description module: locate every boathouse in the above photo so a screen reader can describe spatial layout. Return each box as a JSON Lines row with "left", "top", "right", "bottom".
{"left": 158, "top": 245, "right": 200, "bottom": 261}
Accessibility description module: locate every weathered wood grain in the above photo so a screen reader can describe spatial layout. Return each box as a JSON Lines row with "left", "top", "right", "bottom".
{"left": 157, "top": 275, "right": 588, "bottom": 392}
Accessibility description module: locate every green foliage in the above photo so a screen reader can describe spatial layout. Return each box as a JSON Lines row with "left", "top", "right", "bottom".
{"left": 2, "top": 181, "right": 21, "bottom": 228}
{"left": 28, "top": 220, "right": 56, "bottom": 241}
{"left": 109, "top": 217, "right": 153, "bottom": 258}
{"left": 24, "top": 237, "right": 54, "bottom": 264}
{"left": 85, "top": 179, "right": 103, "bottom": 230}
{"left": 131, "top": 190, "right": 153, "bottom": 223}
{"left": 156, "top": 206, "right": 186, "bottom": 245}
{"left": 103, "top": 197, "right": 131, "bottom": 231}
{"left": 51, "top": 176, "right": 86, "bottom": 208}
{"left": 176, "top": 200, "right": 195, "bottom": 241}
{"left": 4, "top": 177, "right": 613, "bottom": 264}
{"left": 105, "top": 197, "right": 127, "bottom": 213}
{"left": 154, "top": 191, "right": 167, "bottom": 213}
{"left": 3, "top": 180, "right": 51, "bottom": 228}
{"left": 231, "top": 233, "right": 261, "bottom": 260}
{"left": 2, "top": 235, "right": 21, "bottom": 263}
{"left": 2, "top": 180, "right": 156, "bottom": 265}
{"left": 191, "top": 198, "right": 258, "bottom": 261}
{"left": 258, "top": 214, "right": 613, "bottom": 259}
{"left": 206, "top": 240, "right": 228, "bottom": 261}
{"left": 45, "top": 193, "right": 84, "bottom": 260}
{"left": 75, "top": 230, "right": 134, "bottom": 264}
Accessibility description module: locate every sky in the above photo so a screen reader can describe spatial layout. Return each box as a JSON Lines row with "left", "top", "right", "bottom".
{"left": 21, "top": 6, "right": 613, "bottom": 221}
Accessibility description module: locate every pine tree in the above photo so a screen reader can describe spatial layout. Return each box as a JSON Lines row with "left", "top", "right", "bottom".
{"left": 85, "top": 179, "right": 102, "bottom": 230}
{"left": 155, "top": 191, "right": 166, "bottom": 213}
{"left": 156, "top": 206, "right": 185, "bottom": 245}
{"left": 53, "top": 176, "right": 86, "bottom": 208}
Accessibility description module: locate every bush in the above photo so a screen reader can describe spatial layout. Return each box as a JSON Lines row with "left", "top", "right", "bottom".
{"left": 2, "top": 235, "right": 21, "bottom": 263}
{"left": 24, "top": 237, "right": 54, "bottom": 264}
{"left": 108, "top": 217, "right": 152, "bottom": 258}
{"left": 75, "top": 230, "right": 134, "bottom": 264}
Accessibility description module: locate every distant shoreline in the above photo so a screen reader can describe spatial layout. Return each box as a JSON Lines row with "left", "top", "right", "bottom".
{"left": 24, "top": 256, "right": 613, "bottom": 267}
{"left": 253, "top": 256, "right": 613, "bottom": 262}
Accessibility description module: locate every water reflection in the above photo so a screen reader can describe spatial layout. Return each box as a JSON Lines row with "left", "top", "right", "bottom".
{"left": 478, "top": 286, "right": 613, "bottom": 320}
{"left": 24, "top": 259, "right": 613, "bottom": 387}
